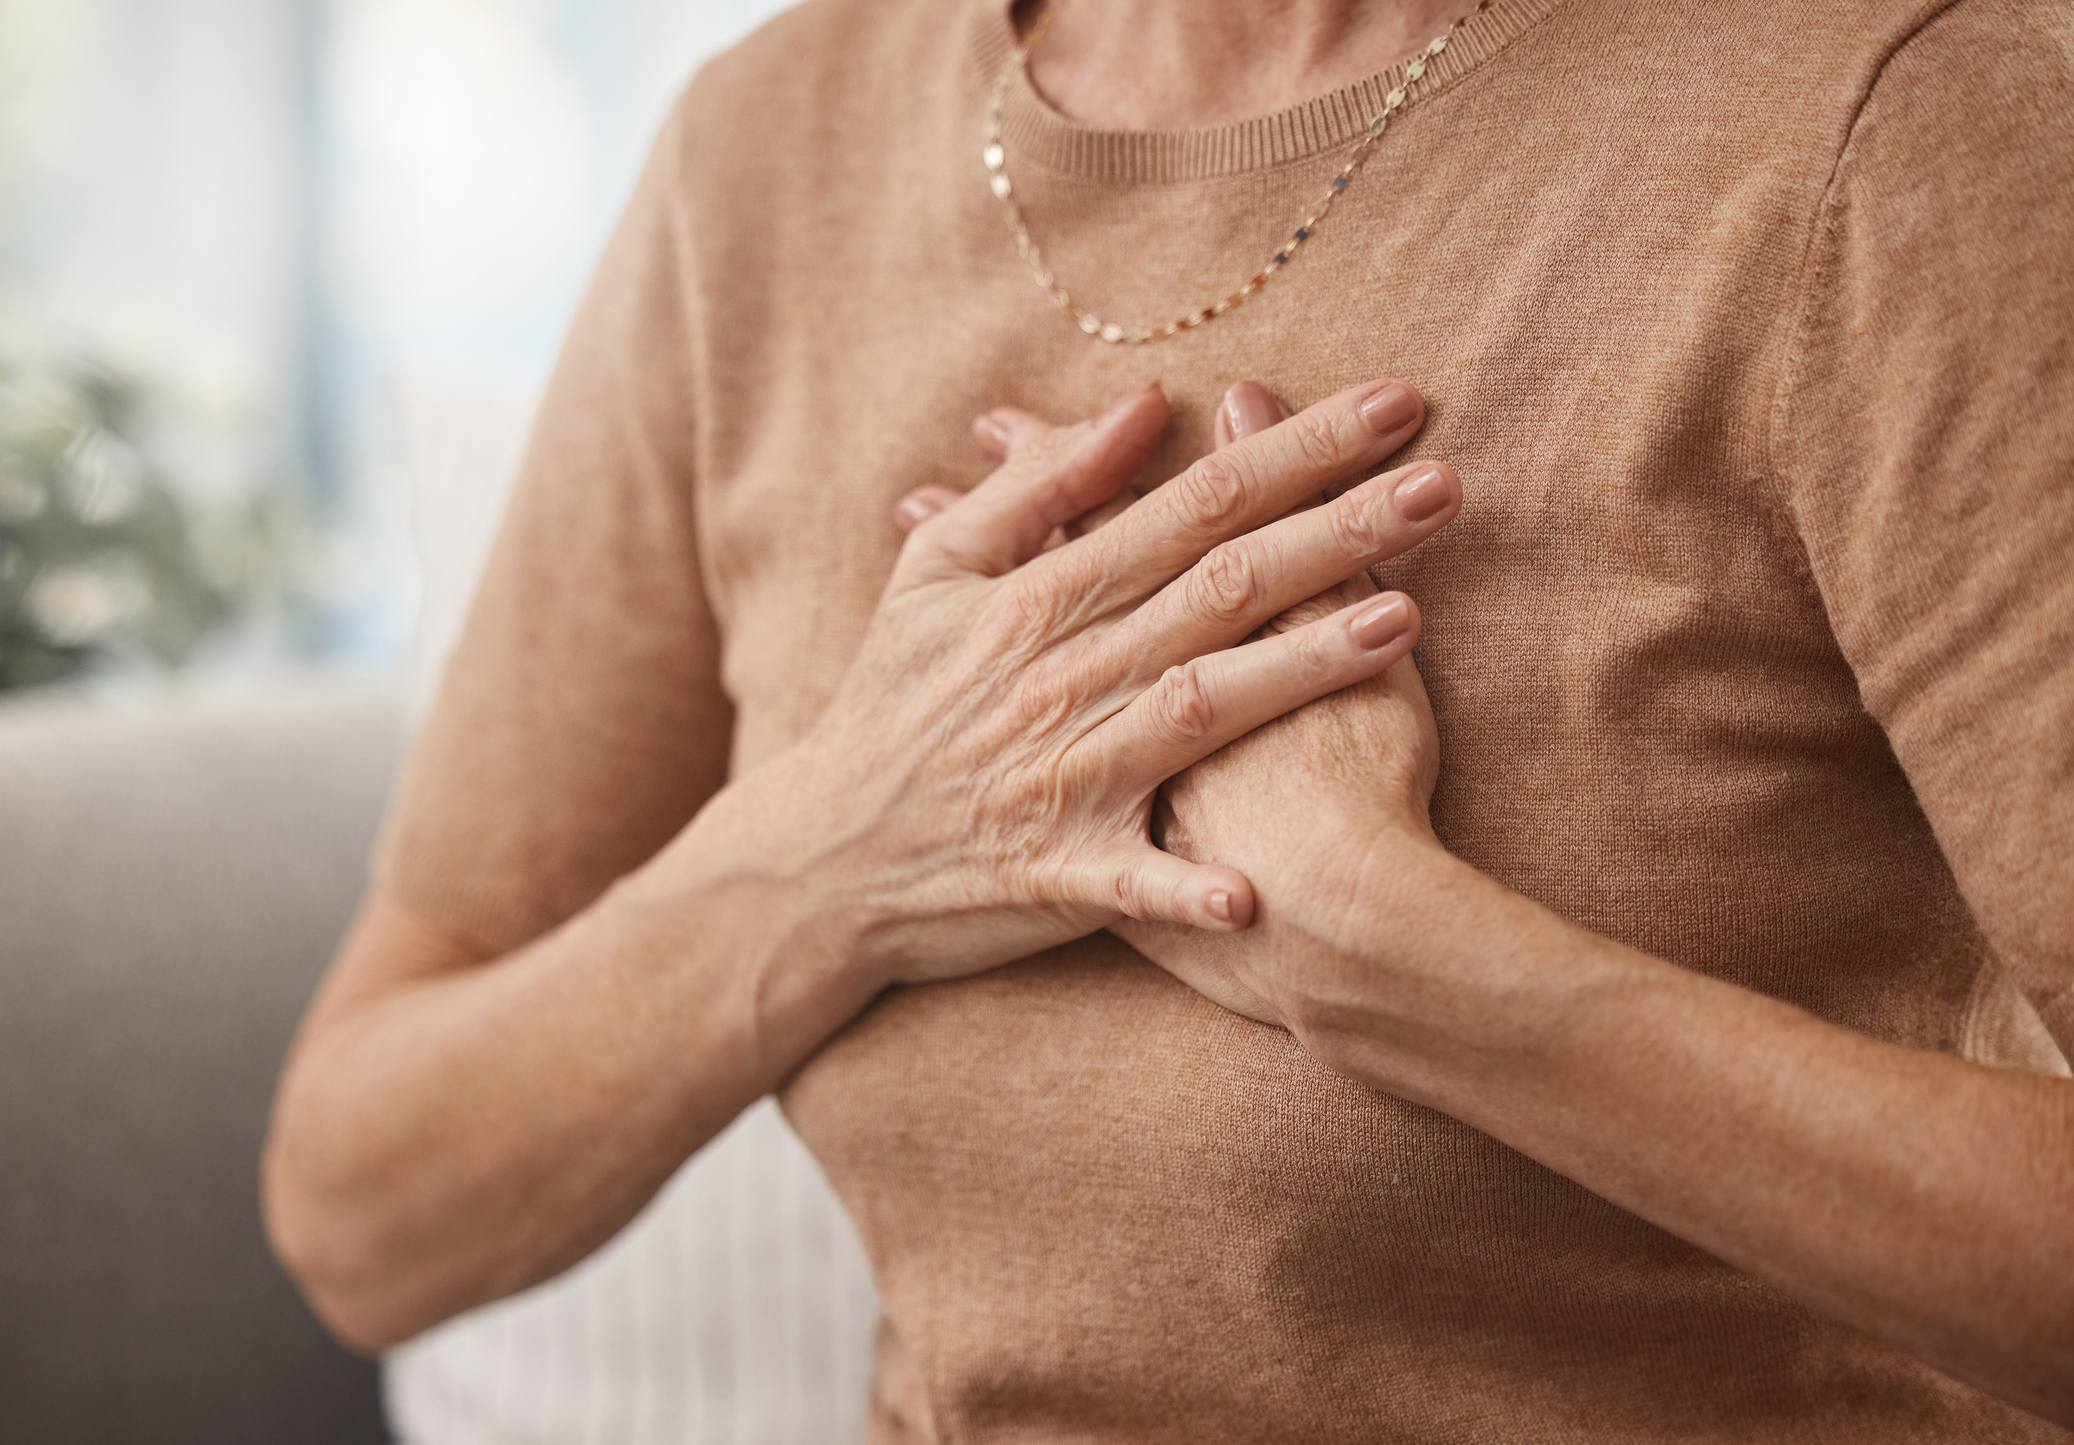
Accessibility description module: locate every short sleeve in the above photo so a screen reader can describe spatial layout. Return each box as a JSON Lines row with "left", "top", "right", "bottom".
{"left": 1770, "top": 0, "right": 2074, "bottom": 1050}
{"left": 372, "top": 92, "right": 735, "bottom": 958}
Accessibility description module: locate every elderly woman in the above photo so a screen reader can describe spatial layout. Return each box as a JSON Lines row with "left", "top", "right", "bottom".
{"left": 263, "top": 0, "right": 2074, "bottom": 1437}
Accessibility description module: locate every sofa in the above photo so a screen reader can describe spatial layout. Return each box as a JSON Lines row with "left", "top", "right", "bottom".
{"left": 1, "top": 375, "right": 881, "bottom": 1445}
{"left": 0, "top": 675, "right": 402, "bottom": 1443}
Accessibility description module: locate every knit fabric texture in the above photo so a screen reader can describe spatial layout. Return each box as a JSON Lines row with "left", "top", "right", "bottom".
{"left": 375, "top": 0, "right": 2074, "bottom": 1437}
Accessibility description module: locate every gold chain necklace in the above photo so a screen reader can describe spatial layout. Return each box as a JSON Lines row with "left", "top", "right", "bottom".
{"left": 984, "top": 0, "right": 1492, "bottom": 344}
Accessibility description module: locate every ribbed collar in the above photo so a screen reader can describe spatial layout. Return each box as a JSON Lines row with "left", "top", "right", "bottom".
{"left": 970, "top": 0, "right": 1566, "bottom": 183}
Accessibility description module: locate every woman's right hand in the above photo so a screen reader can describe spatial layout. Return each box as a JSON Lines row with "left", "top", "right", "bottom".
{"left": 264, "top": 375, "right": 1454, "bottom": 1350}
{"left": 702, "top": 377, "right": 1460, "bottom": 990}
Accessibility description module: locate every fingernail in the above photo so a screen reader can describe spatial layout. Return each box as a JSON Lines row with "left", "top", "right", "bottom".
{"left": 975, "top": 414, "right": 1011, "bottom": 449}
{"left": 1358, "top": 381, "right": 1418, "bottom": 437}
{"left": 896, "top": 495, "right": 941, "bottom": 528}
{"left": 1205, "top": 889, "right": 1234, "bottom": 923}
{"left": 1222, "top": 383, "right": 1282, "bottom": 441}
{"left": 1350, "top": 594, "right": 1410, "bottom": 649}
{"left": 1392, "top": 463, "right": 1452, "bottom": 523}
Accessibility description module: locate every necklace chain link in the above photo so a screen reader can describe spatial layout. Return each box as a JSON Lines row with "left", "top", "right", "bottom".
{"left": 985, "top": 0, "right": 1492, "bottom": 344}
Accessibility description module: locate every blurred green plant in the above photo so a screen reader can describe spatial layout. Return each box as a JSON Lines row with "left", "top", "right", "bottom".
{"left": 0, "top": 354, "right": 309, "bottom": 691}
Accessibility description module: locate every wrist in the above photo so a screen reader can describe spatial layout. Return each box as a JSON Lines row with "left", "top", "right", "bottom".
{"left": 624, "top": 766, "right": 901, "bottom": 1082}
{"left": 1281, "top": 837, "right": 1629, "bottom": 1109}
{"left": 1273, "top": 829, "right": 1449, "bottom": 1069}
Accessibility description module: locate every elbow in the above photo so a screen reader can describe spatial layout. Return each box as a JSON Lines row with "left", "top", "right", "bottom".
{"left": 261, "top": 1128, "right": 432, "bottom": 1355}
{"left": 293, "top": 1279, "right": 412, "bottom": 1359}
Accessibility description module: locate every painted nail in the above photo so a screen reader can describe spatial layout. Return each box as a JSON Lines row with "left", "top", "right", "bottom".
{"left": 1392, "top": 463, "right": 1452, "bottom": 523}
{"left": 1222, "top": 383, "right": 1282, "bottom": 441}
{"left": 1358, "top": 380, "right": 1418, "bottom": 437}
{"left": 975, "top": 414, "right": 1012, "bottom": 450}
{"left": 1350, "top": 594, "right": 1410, "bottom": 649}
{"left": 896, "top": 495, "right": 941, "bottom": 528}
{"left": 1205, "top": 889, "right": 1234, "bottom": 923}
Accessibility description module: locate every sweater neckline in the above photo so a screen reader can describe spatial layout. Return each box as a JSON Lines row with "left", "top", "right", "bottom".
{"left": 970, "top": 0, "right": 1565, "bottom": 184}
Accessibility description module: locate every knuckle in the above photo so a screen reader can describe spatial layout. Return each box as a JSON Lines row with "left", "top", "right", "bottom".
{"left": 1004, "top": 671, "right": 1067, "bottom": 736}
{"left": 1285, "top": 406, "right": 1349, "bottom": 474}
{"left": 1151, "top": 660, "right": 1220, "bottom": 743}
{"left": 1185, "top": 543, "right": 1263, "bottom": 627}
{"left": 1323, "top": 492, "right": 1391, "bottom": 559}
{"left": 1110, "top": 861, "right": 1145, "bottom": 917}
{"left": 1286, "top": 626, "right": 1344, "bottom": 692}
{"left": 1171, "top": 455, "right": 1251, "bottom": 532}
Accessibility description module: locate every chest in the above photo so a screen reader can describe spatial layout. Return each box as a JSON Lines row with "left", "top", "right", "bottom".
{"left": 683, "top": 105, "right": 1925, "bottom": 993}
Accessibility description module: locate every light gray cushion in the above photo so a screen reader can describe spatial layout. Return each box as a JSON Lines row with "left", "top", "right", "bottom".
{"left": 0, "top": 677, "right": 402, "bottom": 1445}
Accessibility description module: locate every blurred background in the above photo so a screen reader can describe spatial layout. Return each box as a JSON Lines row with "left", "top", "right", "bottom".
{"left": 0, "top": 6, "right": 899, "bottom": 1444}
{"left": 0, "top": 0, "right": 791, "bottom": 691}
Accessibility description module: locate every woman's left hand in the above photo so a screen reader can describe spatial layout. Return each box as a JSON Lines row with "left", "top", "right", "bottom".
{"left": 1119, "top": 624, "right": 1442, "bottom": 1035}
{"left": 1114, "top": 383, "right": 1448, "bottom": 1038}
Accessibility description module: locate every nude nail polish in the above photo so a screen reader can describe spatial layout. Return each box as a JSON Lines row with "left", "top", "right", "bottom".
{"left": 1392, "top": 463, "right": 1452, "bottom": 523}
{"left": 1223, "top": 383, "right": 1282, "bottom": 440}
{"left": 1358, "top": 381, "right": 1418, "bottom": 436}
{"left": 896, "top": 495, "right": 941, "bottom": 527}
{"left": 1350, "top": 595, "right": 1410, "bottom": 649}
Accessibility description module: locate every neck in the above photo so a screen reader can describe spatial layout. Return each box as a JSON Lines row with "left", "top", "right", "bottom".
{"left": 1018, "top": 0, "right": 1474, "bottom": 131}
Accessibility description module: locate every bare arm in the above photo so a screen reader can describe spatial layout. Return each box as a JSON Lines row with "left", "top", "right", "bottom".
{"left": 262, "top": 376, "right": 1455, "bottom": 1350}
{"left": 262, "top": 834, "right": 883, "bottom": 1353}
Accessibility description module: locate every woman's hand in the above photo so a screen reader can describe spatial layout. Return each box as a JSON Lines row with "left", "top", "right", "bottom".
{"left": 1146, "top": 384, "right": 1449, "bottom": 1028}
{"left": 267, "top": 374, "right": 1455, "bottom": 1351}
{"left": 717, "top": 377, "right": 1459, "bottom": 992}
{"left": 911, "top": 381, "right": 1457, "bottom": 1028}
{"left": 1118, "top": 652, "right": 1445, "bottom": 1031}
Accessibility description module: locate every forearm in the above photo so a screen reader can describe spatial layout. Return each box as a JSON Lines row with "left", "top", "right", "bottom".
{"left": 262, "top": 781, "right": 886, "bottom": 1352}
{"left": 1296, "top": 844, "right": 2074, "bottom": 1424}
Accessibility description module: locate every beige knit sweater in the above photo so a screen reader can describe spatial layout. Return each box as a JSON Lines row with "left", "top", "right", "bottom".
{"left": 377, "top": 0, "right": 2074, "bottom": 1437}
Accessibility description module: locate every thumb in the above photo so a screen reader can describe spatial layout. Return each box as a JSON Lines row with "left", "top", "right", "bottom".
{"left": 1089, "top": 845, "right": 1257, "bottom": 932}
{"left": 896, "top": 384, "right": 1167, "bottom": 581}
